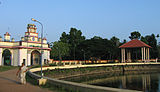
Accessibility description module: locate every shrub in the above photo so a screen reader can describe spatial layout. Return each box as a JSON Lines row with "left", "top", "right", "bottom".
{"left": 49, "top": 63, "right": 57, "bottom": 66}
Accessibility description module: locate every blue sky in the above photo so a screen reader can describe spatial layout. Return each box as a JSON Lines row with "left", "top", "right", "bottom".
{"left": 0, "top": 0, "right": 160, "bottom": 42}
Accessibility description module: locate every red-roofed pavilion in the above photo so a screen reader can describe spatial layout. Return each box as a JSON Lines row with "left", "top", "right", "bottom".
{"left": 119, "top": 39, "right": 152, "bottom": 63}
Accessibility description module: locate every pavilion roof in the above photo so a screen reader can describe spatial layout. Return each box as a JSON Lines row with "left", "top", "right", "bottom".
{"left": 119, "top": 39, "right": 152, "bottom": 48}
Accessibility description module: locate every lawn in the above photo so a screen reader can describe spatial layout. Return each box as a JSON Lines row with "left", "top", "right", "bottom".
{"left": 0, "top": 66, "right": 17, "bottom": 72}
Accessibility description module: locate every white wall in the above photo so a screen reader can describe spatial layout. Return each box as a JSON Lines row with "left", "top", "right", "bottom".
{"left": 42, "top": 50, "right": 50, "bottom": 64}
{"left": 12, "top": 49, "right": 19, "bottom": 66}
{"left": 18, "top": 49, "right": 27, "bottom": 66}
{"left": 27, "top": 53, "right": 31, "bottom": 66}
{"left": 0, "top": 48, "right": 2, "bottom": 66}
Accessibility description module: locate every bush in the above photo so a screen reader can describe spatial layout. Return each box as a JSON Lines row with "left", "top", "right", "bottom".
{"left": 31, "top": 65, "right": 42, "bottom": 68}
{"left": 49, "top": 63, "right": 57, "bottom": 66}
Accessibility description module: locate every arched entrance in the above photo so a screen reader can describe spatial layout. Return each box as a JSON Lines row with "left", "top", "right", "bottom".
{"left": 31, "top": 50, "right": 40, "bottom": 65}
{"left": 2, "top": 49, "right": 11, "bottom": 66}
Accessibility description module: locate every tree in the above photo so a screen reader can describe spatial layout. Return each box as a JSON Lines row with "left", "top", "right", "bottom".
{"left": 68, "top": 28, "right": 85, "bottom": 46}
{"left": 129, "top": 31, "right": 141, "bottom": 40}
{"left": 123, "top": 39, "right": 127, "bottom": 43}
{"left": 77, "top": 37, "right": 114, "bottom": 61}
{"left": 156, "top": 34, "right": 159, "bottom": 38}
{"left": 110, "top": 36, "right": 120, "bottom": 60}
{"left": 141, "top": 36, "right": 148, "bottom": 44}
{"left": 60, "top": 32, "right": 69, "bottom": 43}
{"left": 59, "top": 28, "right": 85, "bottom": 60}
{"left": 110, "top": 36, "right": 120, "bottom": 46}
{"left": 144, "top": 34, "right": 158, "bottom": 58}
{"left": 91, "top": 36, "right": 103, "bottom": 40}
{"left": 158, "top": 45, "right": 160, "bottom": 58}
{"left": 50, "top": 41, "right": 70, "bottom": 60}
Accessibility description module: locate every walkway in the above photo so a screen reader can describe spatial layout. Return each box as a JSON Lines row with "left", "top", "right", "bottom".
{"left": 0, "top": 68, "right": 52, "bottom": 92}
{"left": 30, "top": 62, "right": 160, "bottom": 72}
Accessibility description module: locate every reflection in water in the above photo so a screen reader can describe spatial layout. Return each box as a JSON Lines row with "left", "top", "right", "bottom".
{"left": 158, "top": 75, "right": 160, "bottom": 92}
{"left": 63, "top": 71, "right": 160, "bottom": 92}
{"left": 122, "top": 76, "right": 126, "bottom": 89}
{"left": 120, "top": 74, "right": 151, "bottom": 91}
{"left": 91, "top": 73, "right": 160, "bottom": 92}
{"left": 142, "top": 75, "right": 151, "bottom": 91}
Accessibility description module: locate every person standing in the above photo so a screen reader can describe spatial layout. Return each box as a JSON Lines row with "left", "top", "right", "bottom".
{"left": 16, "top": 62, "right": 28, "bottom": 84}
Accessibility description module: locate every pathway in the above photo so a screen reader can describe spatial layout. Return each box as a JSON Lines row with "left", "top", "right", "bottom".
{"left": 0, "top": 68, "right": 53, "bottom": 92}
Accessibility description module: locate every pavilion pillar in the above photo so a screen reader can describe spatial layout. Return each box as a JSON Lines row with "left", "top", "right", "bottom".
{"left": 123, "top": 49, "right": 125, "bottom": 63}
{"left": 128, "top": 50, "right": 131, "bottom": 62}
{"left": 141, "top": 47, "right": 144, "bottom": 61}
{"left": 144, "top": 47, "right": 146, "bottom": 62}
{"left": 148, "top": 48, "right": 150, "bottom": 61}
{"left": 121, "top": 48, "right": 125, "bottom": 63}
{"left": 146, "top": 48, "right": 148, "bottom": 61}
{"left": 121, "top": 49, "right": 123, "bottom": 63}
{"left": 127, "top": 50, "right": 131, "bottom": 62}
{"left": 127, "top": 50, "right": 129, "bottom": 62}
{"left": 146, "top": 48, "right": 148, "bottom": 60}
{"left": 146, "top": 48, "right": 150, "bottom": 61}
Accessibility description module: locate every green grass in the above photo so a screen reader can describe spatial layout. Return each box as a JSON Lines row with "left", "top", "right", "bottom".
{"left": 31, "top": 64, "right": 57, "bottom": 68}
{"left": 0, "top": 66, "right": 17, "bottom": 72}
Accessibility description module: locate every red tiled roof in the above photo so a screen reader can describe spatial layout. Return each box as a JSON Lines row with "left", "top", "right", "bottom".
{"left": 119, "top": 39, "right": 152, "bottom": 48}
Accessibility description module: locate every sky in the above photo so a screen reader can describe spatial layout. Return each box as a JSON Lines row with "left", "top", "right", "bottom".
{"left": 0, "top": 0, "right": 160, "bottom": 42}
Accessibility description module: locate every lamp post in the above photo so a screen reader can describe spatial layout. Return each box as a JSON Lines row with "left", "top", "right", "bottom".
{"left": 31, "top": 18, "right": 43, "bottom": 78}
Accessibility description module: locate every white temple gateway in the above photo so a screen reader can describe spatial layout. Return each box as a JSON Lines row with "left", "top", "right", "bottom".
{"left": 0, "top": 24, "right": 51, "bottom": 66}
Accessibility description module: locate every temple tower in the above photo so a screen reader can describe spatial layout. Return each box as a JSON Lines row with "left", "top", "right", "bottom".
{"left": 4, "top": 32, "right": 11, "bottom": 41}
{"left": 25, "top": 24, "right": 38, "bottom": 42}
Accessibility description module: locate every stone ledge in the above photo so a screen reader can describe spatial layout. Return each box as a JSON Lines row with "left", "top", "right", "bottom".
{"left": 27, "top": 63, "right": 149, "bottom": 92}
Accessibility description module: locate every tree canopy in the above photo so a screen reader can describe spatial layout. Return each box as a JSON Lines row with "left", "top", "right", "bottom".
{"left": 50, "top": 41, "right": 70, "bottom": 60}
{"left": 141, "top": 34, "right": 158, "bottom": 58}
{"left": 129, "top": 31, "right": 141, "bottom": 40}
{"left": 50, "top": 28, "right": 160, "bottom": 61}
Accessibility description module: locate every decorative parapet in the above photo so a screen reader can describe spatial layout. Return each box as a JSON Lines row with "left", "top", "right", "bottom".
{"left": 11, "top": 38, "right": 15, "bottom": 42}
{"left": 0, "top": 36, "right": 2, "bottom": 41}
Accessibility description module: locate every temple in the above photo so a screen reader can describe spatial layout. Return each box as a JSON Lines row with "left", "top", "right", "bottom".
{"left": 0, "top": 24, "right": 51, "bottom": 66}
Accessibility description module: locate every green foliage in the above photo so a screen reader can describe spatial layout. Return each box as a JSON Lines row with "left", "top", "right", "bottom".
{"left": 158, "top": 46, "right": 160, "bottom": 58}
{"left": 110, "top": 36, "right": 120, "bottom": 60}
{"left": 141, "top": 34, "right": 158, "bottom": 58}
{"left": 31, "top": 65, "right": 42, "bottom": 68}
{"left": 91, "top": 36, "right": 103, "bottom": 40}
{"left": 48, "top": 63, "right": 57, "bottom": 66}
{"left": 77, "top": 38, "right": 114, "bottom": 60}
{"left": 129, "top": 31, "right": 141, "bottom": 40}
{"left": 156, "top": 34, "right": 159, "bottom": 38}
{"left": 60, "top": 32, "right": 69, "bottom": 43}
{"left": 110, "top": 36, "right": 120, "bottom": 46}
{"left": 141, "top": 36, "right": 148, "bottom": 44}
{"left": 0, "top": 66, "right": 17, "bottom": 72}
{"left": 51, "top": 27, "right": 122, "bottom": 60}
{"left": 50, "top": 41, "right": 70, "bottom": 60}
{"left": 56, "top": 28, "right": 85, "bottom": 60}
{"left": 50, "top": 27, "right": 160, "bottom": 61}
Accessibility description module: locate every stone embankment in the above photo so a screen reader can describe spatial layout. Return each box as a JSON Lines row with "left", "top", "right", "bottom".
{"left": 28, "top": 62, "right": 160, "bottom": 92}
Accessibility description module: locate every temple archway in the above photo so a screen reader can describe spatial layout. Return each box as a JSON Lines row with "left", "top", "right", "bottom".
{"left": 2, "top": 49, "right": 11, "bottom": 66}
{"left": 31, "top": 50, "right": 40, "bottom": 65}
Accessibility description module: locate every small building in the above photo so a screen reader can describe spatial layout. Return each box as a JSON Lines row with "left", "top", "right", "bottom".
{"left": 119, "top": 39, "right": 152, "bottom": 62}
{"left": 0, "top": 24, "right": 51, "bottom": 66}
